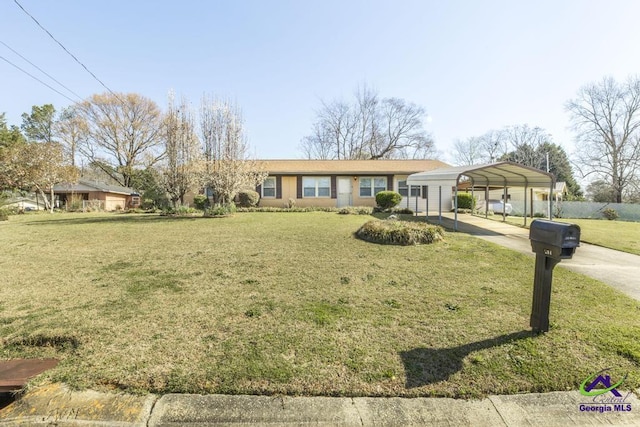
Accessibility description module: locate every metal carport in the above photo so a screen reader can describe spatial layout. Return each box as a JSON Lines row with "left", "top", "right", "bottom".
{"left": 406, "top": 162, "right": 555, "bottom": 231}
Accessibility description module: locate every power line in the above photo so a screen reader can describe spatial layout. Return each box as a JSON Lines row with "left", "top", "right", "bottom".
{"left": 0, "top": 54, "right": 77, "bottom": 104}
{"left": 0, "top": 39, "right": 84, "bottom": 102}
{"left": 13, "top": 0, "right": 123, "bottom": 102}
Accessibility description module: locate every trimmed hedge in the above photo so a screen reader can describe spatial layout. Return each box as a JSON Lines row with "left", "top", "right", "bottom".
{"left": 375, "top": 191, "right": 402, "bottom": 209}
{"left": 236, "top": 206, "right": 340, "bottom": 213}
{"left": 237, "top": 190, "right": 260, "bottom": 208}
{"left": 338, "top": 206, "right": 374, "bottom": 215}
{"left": 356, "top": 219, "right": 444, "bottom": 245}
{"left": 456, "top": 193, "right": 476, "bottom": 210}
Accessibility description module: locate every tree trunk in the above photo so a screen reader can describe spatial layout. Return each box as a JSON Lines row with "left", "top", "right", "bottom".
{"left": 36, "top": 187, "right": 51, "bottom": 212}
{"left": 50, "top": 186, "right": 55, "bottom": 213}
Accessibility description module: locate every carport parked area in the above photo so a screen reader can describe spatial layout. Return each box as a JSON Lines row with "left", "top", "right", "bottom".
{"left": 434, "top": 213, "right": 640, "bottom": 302}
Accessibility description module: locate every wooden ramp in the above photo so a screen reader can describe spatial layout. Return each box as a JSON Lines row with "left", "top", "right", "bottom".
{"left": 0, "top": 359, "right": 58, "bottom": 392}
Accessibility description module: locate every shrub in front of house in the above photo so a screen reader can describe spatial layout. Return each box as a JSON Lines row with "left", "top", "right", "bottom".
{"left": 162, "top": 206, "right": 201, "bottom": 216}
{"left": 375, "top": 191, "right": 402, "bottom": 209}
{"left": 204, "top": 203, "right": 237, "bottom": 217}
{"left": 338, "top": 206, "right": 374, "bottom": 215}
{"left": 237, "top": 190, "right": 260, "bottom": 208}
{"left": 391, "top": 207, "right": 414, "bottom": 215}
{"left": 236, "top": 206, "right": 340, "bottom": 213}
{"left": 141, "top": 198, "right": 156, "bottom": 210}
{"left": 193, "top": 194, "right": 209, "bottom": 210}
{"left": 602, "top": 207, "right": 618, "bottom": 221}
{"left": 356, "top": 219, "right": 444, "bottom": 245}
{"left": 0, "top": 209, "right": 9, "bottom": 221}
{"left": 456, "top": 193, "right": 476, "bottom": 210}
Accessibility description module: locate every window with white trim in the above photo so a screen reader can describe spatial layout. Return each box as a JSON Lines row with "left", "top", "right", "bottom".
{"left": 359, "top": 177, "right": 387, "bottom": 197}
{"left": 262, "top": 177, "right": 276, "bottom": 198}
{"left": 303, "top": 177, "right": 330, "bottom": 197}
{"left": 398, "top": 180, "right": 420, "bottom": 197}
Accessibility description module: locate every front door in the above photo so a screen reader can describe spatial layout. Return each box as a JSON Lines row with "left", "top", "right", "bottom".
{"left": 337, "top": 177, "right": 352, "bottom": 207}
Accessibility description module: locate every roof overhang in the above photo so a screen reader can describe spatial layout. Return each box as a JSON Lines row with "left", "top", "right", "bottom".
{"left": 406, "top": 161, "right": 554, "bottom": 188}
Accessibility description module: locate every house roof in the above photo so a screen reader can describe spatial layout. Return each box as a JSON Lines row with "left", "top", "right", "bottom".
{"left": 259, "top": 159, "right": 449, "bottom": 175}
{"left": 407, "top": 162, "right": 554, "bottom": 188}
{"left": 52, "top": 179, "right": 138, "bottom": 195}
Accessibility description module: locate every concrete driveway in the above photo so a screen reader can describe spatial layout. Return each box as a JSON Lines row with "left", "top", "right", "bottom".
{"left": 431, "top": 213, "right": 640, "bottom": 301}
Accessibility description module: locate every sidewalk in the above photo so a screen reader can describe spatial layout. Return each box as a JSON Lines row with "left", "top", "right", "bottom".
{"left": 1, "top": 383, "right": 639, "bottom": 426}
{"left": 433, "top": 213, "right": 640, "bottom": 301}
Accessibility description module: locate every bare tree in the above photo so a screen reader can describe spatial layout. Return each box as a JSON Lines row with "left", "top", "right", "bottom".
{"left": 452, "top": 137, "right": 484, "bottom": 165}
{"left": 199, "top": 96, "right": 267, "bottom": 206}
{"left": 478, "top": 129, "right": 508, "bottom": 163}
{"left": 451, "top": 129, "right": 508, "bottom": 165}
{"left": 159, "top": 92, "right": 202, "bottom": 207}
{"left": 55, "top": 106, "right": 87, "bottom": 167}
{"left": 300, "top": 86, "right": 434, "bottom": 160}
{"left": 300, "top": 122, "right": 335, "bottom": 159}
{"left": 76, "top": 92, "right": 163, "bottom": 187}
{"left": 566, "top": 76, "right": 640, "bottom": 203}
{"left": 501, "top": 124, "right": 550, "bottom": 166}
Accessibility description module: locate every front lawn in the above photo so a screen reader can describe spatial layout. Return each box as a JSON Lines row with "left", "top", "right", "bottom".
{"left": 498, "top": 215, "right": 640, "bottom": 255}
{"left": 556, "top": 218, "right": 640, "bottom": 255}
{"left": 0, "top": 212, "right": 638, "bottom": 398}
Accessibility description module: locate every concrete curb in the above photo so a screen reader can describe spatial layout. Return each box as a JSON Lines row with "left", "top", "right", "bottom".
{"left": 2, "top": 385, "right": 640, "bottom": 426}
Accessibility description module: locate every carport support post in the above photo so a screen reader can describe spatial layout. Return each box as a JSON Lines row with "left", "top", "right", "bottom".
{"left": 530, "top": 254, "right": 560, "bottom": 333}
{"left": 549, "top": 181, "right": 554, "bottom": 220}
{"left": 438, "top": 186, "right": 442, "bottom": 225}
{"left": 502, "top": 186, "right": 507, "bottom": 221}
{"left": 425, "top": 185, "right": 429, "bottom": 222}
{"left": 454, "top": 184, "right": 458, "bottom": 231}
{"left": 524, "top": 183, "right": 528, "bottom": 227}
{"left": 471, "top": 185, "right": 475, "bottom": 216}
{"left": 485, "top": 186, "right": 488, "bottom": 218}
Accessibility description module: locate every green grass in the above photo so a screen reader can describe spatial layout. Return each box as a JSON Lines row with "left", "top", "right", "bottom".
{"left": 498, "top": 216, "right": 640, "bottom": 255}
{"left": 1, "top": 212, "right": 639, "bottom": 398}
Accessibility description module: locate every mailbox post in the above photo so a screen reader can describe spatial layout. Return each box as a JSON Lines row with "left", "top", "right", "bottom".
{"left": 529, "top": 220, "right": 580, "bottom": 333}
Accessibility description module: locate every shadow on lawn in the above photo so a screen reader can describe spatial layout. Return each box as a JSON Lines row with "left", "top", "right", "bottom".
{"left": 425, "top": 215, "right": 506, "bottom": 236}
{"left": 24, "top": 214, "right": 206, "bottom": 226}
{"left": 400, "top": 330, "right": 531, "bottom": 388}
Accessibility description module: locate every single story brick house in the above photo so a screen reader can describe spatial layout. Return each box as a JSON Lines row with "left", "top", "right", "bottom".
{"left": 51, "top": 179, "right": 140, "bottom": 211}
{"left": 254, "top": 159, "right": 450, "bottom": 208}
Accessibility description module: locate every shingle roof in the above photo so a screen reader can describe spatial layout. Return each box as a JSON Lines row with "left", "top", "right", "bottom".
{"left": 52, "top": 179, "right": 138, "bottom": 195}
{"left": 258, "top": 159, "right": 449, "bottom": 175}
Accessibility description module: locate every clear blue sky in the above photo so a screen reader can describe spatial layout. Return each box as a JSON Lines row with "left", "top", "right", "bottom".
{"left": 2, "top": 0, "right": 640, "bottom": 163}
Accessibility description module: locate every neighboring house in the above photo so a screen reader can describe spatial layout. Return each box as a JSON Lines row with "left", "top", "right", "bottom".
{"left": 51, "top": 179, "right": 141, "bottom": 211}
{"left": 255, "top": 159, "right": 450, "bottom": 208}
{"left": 3, "top": 195, "right": 45, "bottom": 211}
{"left": 481, "top": 181, "right": 568, "bottom": 203}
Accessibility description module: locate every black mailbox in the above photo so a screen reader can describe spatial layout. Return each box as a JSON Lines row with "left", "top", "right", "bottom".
{"left": 528, "top": 220, "right": 580, "bottom": 334}
{"left": 529, "top": 219, "right": 580, "bottom": 259}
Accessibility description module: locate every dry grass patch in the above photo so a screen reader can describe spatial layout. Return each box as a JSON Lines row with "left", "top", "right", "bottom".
{"left": 0, "top": 212, "right": 639, "bottom": 398}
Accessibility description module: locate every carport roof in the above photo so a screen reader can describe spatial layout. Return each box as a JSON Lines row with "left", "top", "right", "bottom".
{"left": 406, "top": 161, "right": 554, "bottom": 188}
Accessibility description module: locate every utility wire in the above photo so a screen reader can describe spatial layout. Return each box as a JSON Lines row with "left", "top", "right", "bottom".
{"left": 0, "top": 54, "right": 77, "bottom": 104}
{"left": 0, "top": 39, "right": 84, "bottom": 102}
{"left": 13, "top": 0, "right": 123, "bottom": 102}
